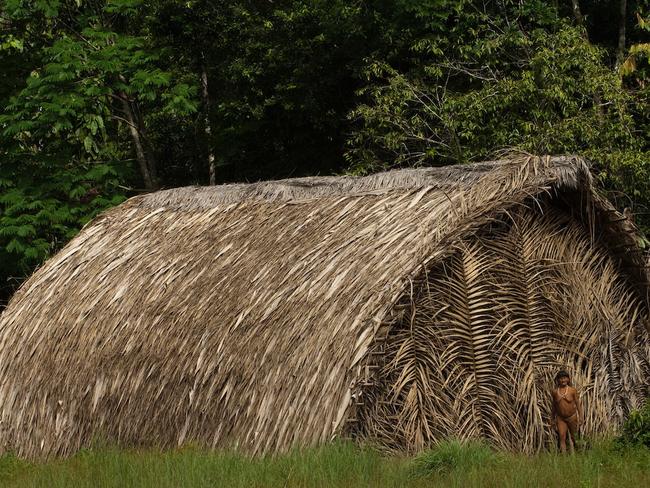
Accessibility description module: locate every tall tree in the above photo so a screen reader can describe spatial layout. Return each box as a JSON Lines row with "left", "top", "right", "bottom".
{"left": 347, "top": 0, "right": 650, "bottom": 231}
{"left": 0, "top": 0, "right": 197, "bottom": 306}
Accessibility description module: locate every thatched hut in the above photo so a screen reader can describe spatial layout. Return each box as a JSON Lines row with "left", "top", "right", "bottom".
{"left": 0, "top": 155, "right": 648, "bottom": 458}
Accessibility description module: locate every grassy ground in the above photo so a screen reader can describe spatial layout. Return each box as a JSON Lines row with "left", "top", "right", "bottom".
{"left": 0, "top": 440, "right": 647, "bottom": 488}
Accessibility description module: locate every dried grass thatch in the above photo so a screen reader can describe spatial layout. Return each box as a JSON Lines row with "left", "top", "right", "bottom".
{"left": 0, "top": 154, "right": 648, "bottom": 458}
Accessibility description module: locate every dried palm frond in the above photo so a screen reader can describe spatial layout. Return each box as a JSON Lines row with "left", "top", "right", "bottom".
{"left": 355, "top": 205, "right": 649, "bottom": 453}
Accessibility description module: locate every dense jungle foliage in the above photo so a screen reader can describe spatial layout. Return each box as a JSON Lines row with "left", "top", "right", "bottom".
{"left": 1, "top": 0, "right": 649, "bottom": 307}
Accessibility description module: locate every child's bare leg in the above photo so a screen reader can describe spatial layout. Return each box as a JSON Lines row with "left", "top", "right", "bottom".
{"left": 567, "top": 418, "right": 578, "bottom": 453}
{"left": 557, "top": 417, "right": 568, "bottom": 453}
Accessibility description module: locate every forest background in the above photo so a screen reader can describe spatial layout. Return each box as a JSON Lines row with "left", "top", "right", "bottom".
{"left": 1, "top": 0, "right": 649, "bottom": 308}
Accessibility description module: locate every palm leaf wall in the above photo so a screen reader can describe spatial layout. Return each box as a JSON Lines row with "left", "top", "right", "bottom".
{"left": 356, "top": 203, "right": 650, "bottom": 453}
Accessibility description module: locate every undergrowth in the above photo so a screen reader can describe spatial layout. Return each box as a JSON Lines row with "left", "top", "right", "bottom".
{"left": 0, "top": 438, "right": 647, "bottom": 487}
{"left": 617, "top": 402, "right": 650, "bottom": 449}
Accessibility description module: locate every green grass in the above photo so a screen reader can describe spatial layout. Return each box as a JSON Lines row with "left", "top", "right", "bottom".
{"left": 0, "top": 439, "right": 647, "bottom": 488}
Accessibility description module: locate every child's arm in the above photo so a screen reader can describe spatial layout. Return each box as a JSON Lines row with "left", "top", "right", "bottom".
{"left": 574, "top": 388, "right": 582, "bottom": 425}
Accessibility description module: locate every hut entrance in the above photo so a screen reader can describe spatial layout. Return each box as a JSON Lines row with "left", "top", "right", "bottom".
{"left": 354, "top": 206, "right": 650, "bottom": 453}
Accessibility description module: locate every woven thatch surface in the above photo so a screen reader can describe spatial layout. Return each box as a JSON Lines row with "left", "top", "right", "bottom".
{"left": 0, "top": 155, "right": 647, "bottom": 458}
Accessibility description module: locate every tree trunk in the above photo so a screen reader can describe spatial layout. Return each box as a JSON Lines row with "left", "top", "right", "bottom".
{"left": 201, "top": 59, "right": 216, "bottom": 185}
{"left": 119, "top": 94, "right": 157, "bottom": 190}
{"left": 616, "top": 0, "right": 627, "bottom": 67}
{"left": 571, "top": 0, "right": 584, "bottom": 27}
{"left": 134, "top": 103, "right": 159, "bottom": 189}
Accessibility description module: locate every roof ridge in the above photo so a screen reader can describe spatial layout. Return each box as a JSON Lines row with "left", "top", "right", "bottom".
{"left": 131, "top": 155, "right": 587, "bottom": 210}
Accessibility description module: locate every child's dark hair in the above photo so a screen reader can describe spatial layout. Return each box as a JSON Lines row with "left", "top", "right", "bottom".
{"left": 555, "top": 370, "right": 570, "bottom": 382}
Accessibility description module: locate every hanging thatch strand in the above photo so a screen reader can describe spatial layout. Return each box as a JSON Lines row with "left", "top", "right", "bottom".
{"left": 0, "top": 154, "right": 647, "bottom": 459}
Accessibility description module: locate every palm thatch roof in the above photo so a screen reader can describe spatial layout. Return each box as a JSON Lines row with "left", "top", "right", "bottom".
{"left": 0, "top": 154, "right": 648, "bottom": 458}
